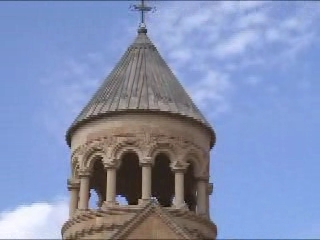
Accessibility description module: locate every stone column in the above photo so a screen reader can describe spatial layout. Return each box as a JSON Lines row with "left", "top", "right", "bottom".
{"left": 139, "top": 157, "right": 153, "bottom": 204}
{"left": 196, "top": 177, "right": 208, "bottom": 216}
{"left": 67, "top": 178, "right": 80, "bottom": 217}
{"left": 171, "top": 161, "right": 189, "bottom": 209}
{"left": 78, "top": 170, "right": 91, "bottom": 210}
{"left": 104, "top": 159, "right": 119, "bottom": 206}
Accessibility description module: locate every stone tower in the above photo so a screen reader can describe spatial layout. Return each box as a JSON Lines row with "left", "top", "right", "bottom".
{"left": 62, "top": 3, "right": 217, "bottom": 239}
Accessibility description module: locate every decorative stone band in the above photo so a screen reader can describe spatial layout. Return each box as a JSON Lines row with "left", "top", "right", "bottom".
{"left": 170, "top": 160, "right": 190, "bottom": 173}
{"left": 70, "top": 128, "right": 208, "bottom": 167}
{"left": 67, "top": 178, "right": 80, "bottom": 190}
{"left": 62, "top": 206, "right": 217, "bottom": 240}
{"left": 103, "top": 158, "right": 121, "bottom": 169}
{"left": 139, "top": 156, "right": 154, "bottom": 166}
{"left": 78, "top": 170, "right": 92, "bottom": 178}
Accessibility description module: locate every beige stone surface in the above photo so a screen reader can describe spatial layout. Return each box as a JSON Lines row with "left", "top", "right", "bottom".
{"left": 126, "top": 213, "right": 181, "bottom": 239}
{"left": 70, "top": 113, "right": 212, "bottom": 153}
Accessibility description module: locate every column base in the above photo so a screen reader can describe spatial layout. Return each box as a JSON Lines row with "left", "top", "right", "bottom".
{"left": 102, "top": 201, "right": 119, "bottom": 208}
{"left": 173, "top": 202, "right": 189, "bottom": 210}
{"left": 74, "top": 208, "right": 88, "bottom": 216}
{"left": 138, "top": 198, "right": 153, "bottom": 205}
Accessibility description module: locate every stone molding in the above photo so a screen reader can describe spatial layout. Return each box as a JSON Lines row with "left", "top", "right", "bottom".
{"left": 61, "top": 204, "right": 217, "bottom": 240}
{"left": 139, "top": 156, "right": 154, "bottom": 166}
{"left": 110, "top": 201, "right": 192, "bottom": 240}
{"left": 170, "top": 160, "right": 190, "bottom": 173}
{"left": 103, "top": 158, "right": 121, "bottom": 169}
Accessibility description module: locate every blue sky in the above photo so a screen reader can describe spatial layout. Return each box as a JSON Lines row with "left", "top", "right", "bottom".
{"left": 0, "top": 1, "right": 319, "bottom": 238}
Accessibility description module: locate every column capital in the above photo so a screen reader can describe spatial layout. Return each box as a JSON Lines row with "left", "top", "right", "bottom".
{"left": 67, "top": 178, "right": 80, "bottom": 190}
{"left": 208, "top": 183, "right": 213, "bottom": 195}
{"left": 139, "top": 156, "right": 153, "bottom": 167}
{"left": 78, "top": 170, "right": 91, "bottom": 178}
{"left": 170, "top": 160, "right": 189, "bottom": 173}
{"left": 104, "top": 159, "right": 120, "bottom": 169}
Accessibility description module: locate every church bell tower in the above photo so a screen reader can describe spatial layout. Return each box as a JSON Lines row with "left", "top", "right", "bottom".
{"left": 62, "top": 1, "right": 217, "bottom": 239}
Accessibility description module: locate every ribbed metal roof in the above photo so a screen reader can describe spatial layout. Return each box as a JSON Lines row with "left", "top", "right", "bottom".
{"left": 66, "top": 27, "right": 214, "bottom": 146}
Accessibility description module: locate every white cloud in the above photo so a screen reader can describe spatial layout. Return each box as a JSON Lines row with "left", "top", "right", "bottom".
{"left": 0, "top": 199, "right": 68, "bottom": 238}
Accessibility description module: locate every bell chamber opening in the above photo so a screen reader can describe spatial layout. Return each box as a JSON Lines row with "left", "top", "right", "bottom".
{"left": 152, "top": 153, "right": 174, "bottom": 207}
{"left": 116, "top": 151, "right": 142, "bottom": 205}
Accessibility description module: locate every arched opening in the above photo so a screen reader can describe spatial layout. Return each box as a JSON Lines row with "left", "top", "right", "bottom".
{"left": 152, "top": 153, "right": 174, "bottom": 207}
{"left": 184, "top": 161, "right": 197, "bottom": 211}
{"left": 116, "top": 151, "right": 141, "bottom": 205}
{"left": 89, "top": 157, "right": 106, "bottom": 209}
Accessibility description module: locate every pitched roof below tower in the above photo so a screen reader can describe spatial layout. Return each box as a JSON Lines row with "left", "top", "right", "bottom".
{"left": 110, "top": 200, "right": 193, "bottom": 239}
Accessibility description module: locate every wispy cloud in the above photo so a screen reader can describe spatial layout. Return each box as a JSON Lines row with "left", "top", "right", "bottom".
{"left": 40, "top": 54, "right": 110, "bottom": 143}
{"left": 147, "top": 1, "right": 320, "bottom": 114}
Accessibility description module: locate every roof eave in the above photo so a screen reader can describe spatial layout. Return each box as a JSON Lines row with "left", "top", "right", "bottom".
{"left": 65, "top": 110, "right": 216, "bottom": 149}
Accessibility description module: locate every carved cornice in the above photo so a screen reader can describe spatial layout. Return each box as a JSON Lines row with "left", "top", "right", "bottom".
{"left": 69, "top": 223, "right": 123, "bottom": 240}
{"left": 62, "top": 206, "right": 217, "bottom": 240}
{"left": 71, "top": 126, "right": 206, "bottom": 160}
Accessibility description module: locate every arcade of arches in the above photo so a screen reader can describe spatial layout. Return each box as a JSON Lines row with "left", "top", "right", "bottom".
{"left": 67, "top": 150, "right": 211, "bottom": 218}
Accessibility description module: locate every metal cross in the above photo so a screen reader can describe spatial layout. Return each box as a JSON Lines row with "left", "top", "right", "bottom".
{"left": 130, "top": 0, "right": 156, "bottom": 28}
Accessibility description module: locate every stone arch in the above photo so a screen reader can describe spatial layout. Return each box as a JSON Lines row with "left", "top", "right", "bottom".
{"left": 81, "top": 147, "right": 107, "bottom": 171}
{"left": 111, "top": 139, "right": 143, "bottom": 163}
{"left": 72, "top": 160, "right": 80, "bottom": 179}
{"left": 148, "top": 142, "right": 177, "bottom": 163}
{"left": 181, "top": 148, "right": 203, "bottom": 177}
{"left": 71, "top": 155, "right": 79, "bottom": 178}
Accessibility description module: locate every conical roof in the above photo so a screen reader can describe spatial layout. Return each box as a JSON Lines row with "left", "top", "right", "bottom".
{"left": 66, "top": 27, "right": 215, "bottom": 146}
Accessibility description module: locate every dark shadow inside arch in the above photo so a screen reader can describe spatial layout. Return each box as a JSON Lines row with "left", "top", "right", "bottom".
{"left": 152, "top": 153, "right": 174, "bottom": 207}
{"left": 89, "top": 157, "right": 106, "bottom": 209}
{"left": 184, "top": 162, "right": 197, "bottom": 211}
{"left": 116, "top": 151, "right": 142, "bottom": 205}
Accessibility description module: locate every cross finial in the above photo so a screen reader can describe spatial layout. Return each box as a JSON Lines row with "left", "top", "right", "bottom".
{"left": 130, "top": 0, "right": 156, "bottom": 32}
